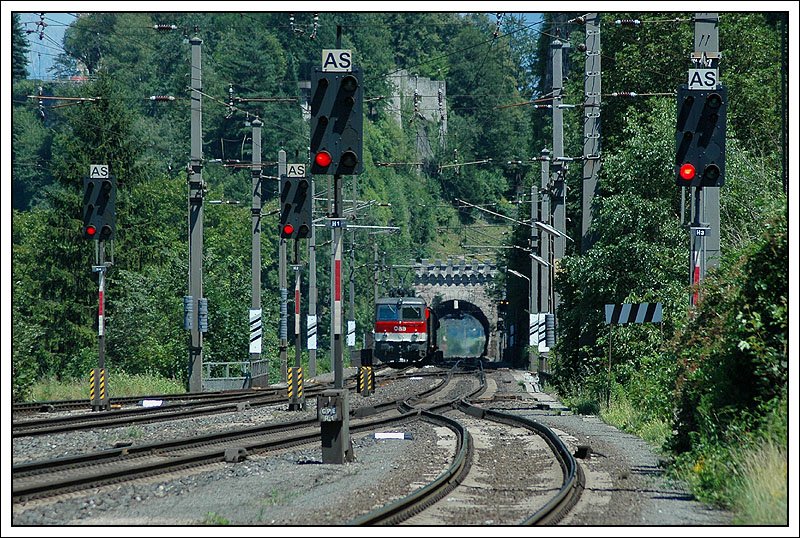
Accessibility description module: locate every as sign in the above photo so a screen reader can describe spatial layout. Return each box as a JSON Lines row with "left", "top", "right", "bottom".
{"left": 287, "top": 163, "right": 306, "bottom": 178}
{"left": 688, "top": 69, "right": 718, "bottom": 90}
{"left": 90, "top": 164, "right": 109, "bottom": 179}
{"left": 321, "top": 49, "right": 352, "bottom": 72}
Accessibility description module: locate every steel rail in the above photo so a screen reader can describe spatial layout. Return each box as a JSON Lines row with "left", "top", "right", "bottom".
{"left": 349, "top": 366, "right": 583, "bottom": 526}
{"left": 12, "top": 366, "right": 426, "bottom": 436}
{"left": 349, "top": 365, "right": 486, "bottom": 524}
{"left": 12, "top": 405, "right": 421, "bottom": 503}
{"left": 347, "top": 412, "right": 472, "bottom": 525}
{"left": 12, "top": 371, "right": 452, "bottom": 502}
{"left": 457, "top": 402, "right": 585, "bottom": 525}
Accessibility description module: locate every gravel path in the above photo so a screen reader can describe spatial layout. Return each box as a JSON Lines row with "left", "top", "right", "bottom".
{"left": 11, "top": 366, "right": 735, "bottom": 529}
{"left": 495, "top": 370, "right": 734, "bottom": 527}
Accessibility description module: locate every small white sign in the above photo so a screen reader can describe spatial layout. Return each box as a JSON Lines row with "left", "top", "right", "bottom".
{"left": 322, "top": 49, "right": 352, "bottom": 72}
{"left": 249, "top": 308, "right": 262, "bottom": 353}
{"left": 287, "top": 163, "right": 306, "bottom": 178}
{"left": 375, "top": 432, "right": 412, "bottom": 440}
{"left": 307, "top": 315, "right": 317, "bottom": 350}
{"left": 688, "top": 69, "right": 717, "bottom": 90}
{"left": 90, "top": 164, "right": 109, "bottom": 178}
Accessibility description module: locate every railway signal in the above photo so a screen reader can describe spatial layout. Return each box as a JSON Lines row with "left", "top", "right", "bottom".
{"left": 82, "top": 175, "right": 117, "bottom": 240}
{"left": 675, "top": 85, "right": 727, "bottom": 187}
{"left": 279, "top": 175, "right": 312, "bottom": 239}
{"left": 310, "top": 67, "right": 363, "bottom": 175}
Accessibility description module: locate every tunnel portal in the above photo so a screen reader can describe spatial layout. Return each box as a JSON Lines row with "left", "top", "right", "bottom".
{"left": 433, "top": 299, "right": 490, "bottom": 359}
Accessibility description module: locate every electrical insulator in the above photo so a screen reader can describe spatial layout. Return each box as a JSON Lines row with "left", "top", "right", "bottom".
{"left": 612, "top": 92, "right": 638, "bottom": 97}
{"left": 615, "top": 19, "right": 641, "bottom": 26}
{"left": 150, "top": 95, "right": 175, "bottom": 101}
{"left": 310, "top": 13, "right": 318, "bottom": 40}
{"left": 153, "top": 24, "right": 178, "bottom": 31}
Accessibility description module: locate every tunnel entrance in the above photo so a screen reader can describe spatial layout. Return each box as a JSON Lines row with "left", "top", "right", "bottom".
{"left": 433, "top": 300, "right": 491, "bottom": 359}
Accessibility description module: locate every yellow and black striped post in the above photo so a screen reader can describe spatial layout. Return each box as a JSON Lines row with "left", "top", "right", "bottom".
{"left": 288, "top": 366, "right": 305, "bottom": 410}
{"left": 358, "top": 366, "right": 374, "bottom": 396}
{"left": 90, "top": 368, "right": 109, "bottom": 411}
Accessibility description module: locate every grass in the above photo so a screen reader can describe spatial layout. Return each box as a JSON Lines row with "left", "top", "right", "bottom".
{"left": 261, "top": 488, "right": 298, "bottom": 506}
{"left": 599, "top": 387, "right": 787, "bottom": 525}
{"left": 601, "top": 390, "right": 671, "bottom": 447}
{"left": 675, "top": 436, "right": 788, "bottom": 525}
{"left": 569, "top": 396, "right": 600, "bottom": 416}
{"left": 203, "top": 512, "right": 230, "bottom": 525}
{"left": 732, "top": 439, "right": 787, "bottom": 525}
{"left": 29, "top": 371, "right": 185, "bottom": 402}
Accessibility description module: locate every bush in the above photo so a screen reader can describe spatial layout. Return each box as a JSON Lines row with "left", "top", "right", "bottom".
{"left": 670, "top": 206, "right": 787, "bottom": 456}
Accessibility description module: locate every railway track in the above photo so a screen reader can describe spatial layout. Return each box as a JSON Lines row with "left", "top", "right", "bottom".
{"left": 12, "top": 368, "right": 452, "bottom": 503}
{"left": 350, "top": 365, "right": 584, "bottom": 525}
{"left": 12, "top": 406, "right": 416, "bottom": 503}
{"left": 13, "top": 365, "right": 583, "bottom": 525}
{"left": 12, "top": 367, "right": 440, "bottom": 437}
{"left": 12, "top": 386, "right": 313, "bottom": 438}
{"left": 12, "top": 388, "right": 259, "bottom": 414}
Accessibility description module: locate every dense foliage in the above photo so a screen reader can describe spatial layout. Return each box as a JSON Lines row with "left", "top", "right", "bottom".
{"left": 11, "top": 12, "right": 532, "bottom": 398}
{"left": 525, "top": 12, "right": 787, "bottom": 511}
{"left": 11, "top": 14, "right": 788, "bottom": 511}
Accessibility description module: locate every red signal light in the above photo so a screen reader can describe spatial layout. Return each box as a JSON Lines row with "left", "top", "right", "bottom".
{"left": 282, "top": 223, "right": 295, "bottom": 236}
{"left": 679, "top": 163, "right": 696, "bottom": 181}
{"left": 86, "top": 224, "right": 97, "bottom": 237}
{"left": 314, "top": 150, "right": 332, "bottom": 168}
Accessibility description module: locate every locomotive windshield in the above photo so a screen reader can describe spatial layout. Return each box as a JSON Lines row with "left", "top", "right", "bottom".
{"left": 376, "top": 303, "right": 424, "bottom": 321}
{"left": 376, "top": 304, "right": 400, "bottom": 321}
{"left": 401, "top": 306, "right": 424, "bottom": 320}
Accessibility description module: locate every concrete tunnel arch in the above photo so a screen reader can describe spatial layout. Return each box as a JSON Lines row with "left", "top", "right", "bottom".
{"left": 432, "top": 299, "right": 491, "bottom": 359}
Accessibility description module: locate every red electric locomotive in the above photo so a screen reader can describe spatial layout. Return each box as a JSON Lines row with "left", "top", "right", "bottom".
{"left": 372, "top": 296, "right": 440, "bottom": 366}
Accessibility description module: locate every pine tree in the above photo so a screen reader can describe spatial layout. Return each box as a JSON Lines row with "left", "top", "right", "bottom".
{"left": 12, "top": 13, "right": 30, "bottom": 82}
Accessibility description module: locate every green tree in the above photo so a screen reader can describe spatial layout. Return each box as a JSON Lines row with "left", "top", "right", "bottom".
{"left": 12, "top": 13, "right": 30, "bottom": 82}
{"left": 12, "top": 96, "right": 52, "bottom": 209}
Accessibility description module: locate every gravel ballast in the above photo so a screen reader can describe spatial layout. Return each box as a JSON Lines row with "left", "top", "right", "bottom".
{"left": 12, "top": 367, "right": 735, "bottom": 528}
